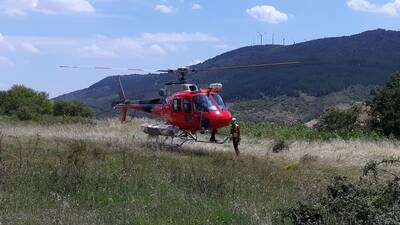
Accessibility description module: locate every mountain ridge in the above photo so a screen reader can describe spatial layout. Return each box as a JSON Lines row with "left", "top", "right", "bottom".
{"left": 56, "top": 29, "right": 400, "bottom": 119}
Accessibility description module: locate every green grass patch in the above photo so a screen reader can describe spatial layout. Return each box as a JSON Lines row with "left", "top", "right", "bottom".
{"left": 234, "top": 121, "right": 382, "bottom": 141}
{"left": 0, "top": 135, "right": 345, "bottom": 225}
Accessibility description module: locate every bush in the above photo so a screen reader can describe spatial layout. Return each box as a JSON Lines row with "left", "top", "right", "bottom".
{"left": 0, "top": 85, "right": 53, "bottom": 119}
{"left": 272, "top": 139, "right": 289, "bottom": 153}
{"left": 0, "top": 85, "right": 94, "bottom": 120}
{"left": 16, "top": 106, "right": 34, "bottom": 121}
{"left": 278, "top": 158, "right": 400, "bottom": 225}
{"left": 369, "top": 72, "right": 400, "bottom": 138}
{"left": 53, "top": 101, "right": 94, "bottom": 118}
{"left": 316, "top": 106, "right": 360, "bottom": 134}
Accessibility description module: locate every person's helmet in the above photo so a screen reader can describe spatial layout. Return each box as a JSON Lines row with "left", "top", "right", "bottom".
{"left": 231, "top": 118, "right": 237, "bottom": 123}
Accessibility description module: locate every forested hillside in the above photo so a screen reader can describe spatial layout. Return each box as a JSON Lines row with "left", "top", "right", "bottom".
{"left": 56, "top": 29, "right": 400, "bottom": 119}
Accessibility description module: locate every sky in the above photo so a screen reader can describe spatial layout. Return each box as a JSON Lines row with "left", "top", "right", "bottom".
{"left": 0, "top": 0, "right": 400, "bottom": 97}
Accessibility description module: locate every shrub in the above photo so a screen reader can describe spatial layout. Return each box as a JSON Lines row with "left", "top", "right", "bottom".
{"left": 0, "top": 85, "right": 53, "bottom": 119}
{"left": 52, "top": 101, "right": 94, "bottom": 118}
{"left": 272, "top": 139, "right": 289, "bottom": 153}
{"left": 316, "top": 106, "right": 360, "bottom": 134}
{"left": 0, "top": 85, "right": 94, "bottom": 120}
{"left": 16, "top": 106, "right": 34, "bottom": 121}
{"left": 278, "top": 158, "right": 400, "bottom": 225}
{"left": 369, "top": 72, "right": 400, "bottom": 138}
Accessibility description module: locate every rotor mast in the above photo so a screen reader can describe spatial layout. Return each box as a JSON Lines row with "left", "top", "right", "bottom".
{"left": 177, "top": 68, "right": 191, "bottom": 84}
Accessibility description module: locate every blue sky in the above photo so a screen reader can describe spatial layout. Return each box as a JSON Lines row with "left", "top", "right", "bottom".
{"left": 0, "top": 0, "right": 399, "bottom": 97}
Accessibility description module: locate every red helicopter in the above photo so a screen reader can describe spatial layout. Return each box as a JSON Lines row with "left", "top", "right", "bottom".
{"left": 112, "top": 62, "right": 300, "bottom": 155}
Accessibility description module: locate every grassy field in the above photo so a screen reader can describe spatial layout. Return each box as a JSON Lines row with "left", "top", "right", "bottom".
{"left": 0, "top": 118, "right": 398, "bottom": 224}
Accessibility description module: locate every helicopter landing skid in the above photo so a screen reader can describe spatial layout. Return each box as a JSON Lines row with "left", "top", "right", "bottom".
{"left": 175, "top": 130, "right": 230, "bottom": 147}
{"left": 141, "top": 124, "right": 230, "bottom": 148}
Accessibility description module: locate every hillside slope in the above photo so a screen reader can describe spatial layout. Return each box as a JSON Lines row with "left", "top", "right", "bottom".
{"left": 56, "top": 29, "right": 400, "bottom": 118}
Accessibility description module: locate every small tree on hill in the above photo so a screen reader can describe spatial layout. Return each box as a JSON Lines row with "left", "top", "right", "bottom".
{"left": 369, "top": 72, "right": 400, "bottom": 137}
{"left": 53, "top": 101, "right": 94, "bottom": 118}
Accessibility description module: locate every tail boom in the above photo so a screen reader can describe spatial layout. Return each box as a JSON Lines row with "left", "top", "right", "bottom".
{"left": 114, "top": 103, "right": 163, "bottom": 123}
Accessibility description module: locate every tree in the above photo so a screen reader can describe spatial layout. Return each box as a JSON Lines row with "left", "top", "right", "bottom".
{"left": 369, "top": 72, "right": 400, "bottom": 137}
{"left": 0, "top": 85, "right": 53, "bottom": 120}
{"left": 317, "top": 105, "right": 360, "bottom": 133}
{"left": 53, "top": 101, "right": 94, "bottom": 118}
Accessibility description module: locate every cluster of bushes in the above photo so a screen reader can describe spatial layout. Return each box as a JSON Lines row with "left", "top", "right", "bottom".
{"left": 316, "top": 72, "right": 400, "bottom": 139}
{"left": 369, "top": 73, "right": 400, "bottom": 138}
{"left": 317, "top": 106, "right": 361, "bottom": 134}
{"left": 278, "top": 158, "right": 400, "bottom": 225}
{"left": 0, "top": 85, "right": 94, "bottom": 120}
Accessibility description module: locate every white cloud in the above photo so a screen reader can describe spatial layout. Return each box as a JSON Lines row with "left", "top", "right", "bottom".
{"left": 192, "top": 3, "right": 201, "bottom": 10}
{"left": 76, "top": 32, "right": 218, "bottom": 58}
{"left": 154, "top": 4, "right": 173, "bottom": 14}
{"left": 21, "top": 42, "right": 40, "bottom": 54}
{"left": 0, "top": 32, "right": 221, "bottom": 60}
{"left": 141, "top": 32, "right": 218, "bottom": 42}
{"left": 0, "top": 34, "right": 41, "bottom": 54}
{"left": 0, "top": 33, "right": 15, "bottom": 53}
{"left": 4, "top": 8, "right": 27, "bottom": 17}
{"left": 246, "top": 5, "right": 288, "bottom": 24}
{"left": 0, "top": 56, "right": 14, "bottom": 67}
{"left": 1, "top": 0, "right": 95, "bottom": 17}
{"left": 347, "top": 0, "right": 400, "bottom": 16}
{"left": 78, "top": 44, "right": 118, "bottom": 58}
{"left": 148, "top": 44, "right": 166, "bottom": 55}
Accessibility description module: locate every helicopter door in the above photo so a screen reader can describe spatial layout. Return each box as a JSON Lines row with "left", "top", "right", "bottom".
{"left": 171, "top": 98, "right": 186, "bottom": 128}
{"left": 182, "top": 98, "right": 198, "bottom": 129}
{"left": 171, "top": 98, "right": 182, "bottom": 122}
{"left": 173, "top": 98, "right": 182, "bottom": 112}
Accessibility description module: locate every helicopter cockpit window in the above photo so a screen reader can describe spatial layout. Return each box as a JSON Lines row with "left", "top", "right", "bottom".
{"left": 189, "top": 85, "right": 198, "bottom": 92}
{"left": 211, "top": 93, "right": 226, "bottom": 109}
{"left": 173, "top": 99, "right": 182, "bottom": 112}
{"left": 193, "top": 94, "right": 217, "bottom": 112}
{"left": 183, "top": 98, "right": 192, "bottom": 113}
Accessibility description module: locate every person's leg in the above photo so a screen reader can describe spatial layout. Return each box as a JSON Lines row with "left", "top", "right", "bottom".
{"left": 233, "top": 138, "right": 240, "bottom": 156}
{"left": 210, "top": 129, "right": 217, "bottom": 142}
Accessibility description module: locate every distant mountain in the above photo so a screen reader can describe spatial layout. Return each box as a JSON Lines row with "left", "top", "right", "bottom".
{"left": 56, "top": 29, "right": 400, "bottom": 119}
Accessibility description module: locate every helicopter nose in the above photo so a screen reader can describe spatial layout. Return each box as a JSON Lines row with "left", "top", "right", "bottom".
{"left": 209, "top": 110, "right": 232, "bottom": 128}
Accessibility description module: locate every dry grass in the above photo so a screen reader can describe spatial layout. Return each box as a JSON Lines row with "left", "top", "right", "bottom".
{"left": 0, "top": 120, "right": 341, "bottom": 225}
{"left": 1, "top": 118, "right": 392, "bottom": 224}
{"left": 1, "top": 118, "right": 399, "bottom": 168}
{"left": 243, "top": 138, "right": 400, "bottom": 167}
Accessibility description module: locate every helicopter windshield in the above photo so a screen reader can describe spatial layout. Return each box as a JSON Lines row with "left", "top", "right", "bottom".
{"left": 193, "top": 94, "right": 218, "bottom": 112}
{"left": 211, "top": 93, "right": 226, "bottom": 109}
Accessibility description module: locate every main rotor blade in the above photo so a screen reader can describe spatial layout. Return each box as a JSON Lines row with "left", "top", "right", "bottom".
{"left": 59, "top": 65, "right": 146, "bottom": 73}
{"left": 196, "top": 61, "right": 301, "bottom": 73}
